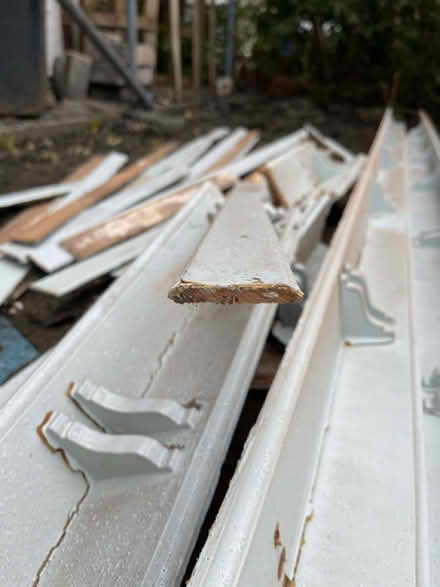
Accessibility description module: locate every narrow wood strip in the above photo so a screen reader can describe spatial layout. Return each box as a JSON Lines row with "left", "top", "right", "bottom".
{"left": 207, "top": 130, "right": 259, "bottom": 173}
{"left": 60, "top": 172, "right": 236, "bottom": 261}
{"left": 0, "top": 155, "right": 105, "bottom": 245}
{"left": 169, "top": 0, "right": 183, "bottom": 101}
{"left": 261, "top": 147, "right": 315, "bottom": 208}
{"left": 12, "top": 143, "right": 176, "bottom": 244}
{"left": 61, "top": 186, "right": 197, "bottom": 259}
{"left": 64, "top": 155, "right": 106, "bottom": 182}
{"left": 192, "top": 0, "right": 202, "bottom": 91}
{"left": 168, "top": 183, "right": 303, "bottom": 304}
{"left": 260, "top": 162, "right": 290, "bottom": 208}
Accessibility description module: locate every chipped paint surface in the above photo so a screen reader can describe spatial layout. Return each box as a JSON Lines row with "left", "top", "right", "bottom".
{"left": 169, "top": 183, "right": 303, "bottom": 304}
{"left": 188, "top": 111, "right": 420, "bottom": 587}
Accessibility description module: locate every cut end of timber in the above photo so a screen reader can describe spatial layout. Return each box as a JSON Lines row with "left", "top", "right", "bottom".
{"left": 168, "top": 280, "right": 304, "bottom": 305}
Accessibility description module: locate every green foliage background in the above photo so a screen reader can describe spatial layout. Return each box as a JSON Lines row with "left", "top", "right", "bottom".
{"left": 233, "top": 0, "right": 440, "bottom": 111}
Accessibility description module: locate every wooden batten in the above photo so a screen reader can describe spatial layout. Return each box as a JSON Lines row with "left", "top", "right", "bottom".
{"left": 261, "top": 147, "right": 315, "bottom": 208}
{"left": 0, "top": 155, "right": 105, "bottom": 245}
{"left": 206, "top": 131, "right": 260, "bottom": 174}
{"left": 11, "top": 143, "right": 177, "bottom": 244}
{"left": 62, "top": 185, "right": 202, "bottom": 260}
{"left": 61, "top": 173, "right": 236, "bottom": 261}
{"left": 168, "top": 183, "right": 303, "bottom": 304}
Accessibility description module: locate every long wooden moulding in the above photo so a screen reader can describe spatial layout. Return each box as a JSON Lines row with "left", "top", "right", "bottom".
{"left": 0, "top": 183, "right": 225, "bottom": 586}
{"left": 11, "top": 143, "right": 176, "bottom": 244}
{"left": 61, "top": 175, "right": 235, "bottom": 260}
{"left": 0, "top": 165, "right": 189, "bottom": 273}
{"left": 187, "top": 111, "right": 402, "bottom": 587}
{"left": 0, "top": 151, "right": 128, "bottom": 209}
{"left": 58, "top": 129, "right": 304, "bottom": 263}
{"left": 29, "top": 227, "right": 165, "bottom": 298}
{"left": 207, "top": 130, "right": 260, "bottom": 173}
{"left": 0, "top": 155, "right": 105, "bottom": 245}
{"left": 169, "top": 183, "right": 303, "bottom": 304}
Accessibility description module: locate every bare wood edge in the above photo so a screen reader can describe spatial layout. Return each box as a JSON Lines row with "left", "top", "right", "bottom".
{"left": 259, "top": 163, "right": 290, "bottom": 208}
{"left": 61, "top": 190, "right": 194, "bottom": 259}
{"left": 168, "top": 280, "right": 304, "bottom": 305}
{"left": 243, "top": 171, "right": 268, "bottom": 186}
{"left": 61, "top": 174, "right": 238, "bottom": 260}
{"left": 12, "top": 143, "right": 177, "bottom": 244}
{"left": 207, "top": 131, "right": 260, "bottom": 174}
{"left": 0, "top": 155, "right": 106, "bottom": 245}
{"left": 64, "top": 155, "right": 106, "bottom": 183}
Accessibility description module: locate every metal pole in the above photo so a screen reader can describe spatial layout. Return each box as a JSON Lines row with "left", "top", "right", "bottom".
{"left": 126, "top": 0, "right": 137, "bottom": 76}
{"left": 225, "top": 0, "right": 236, "bottom": 78}
{"left": 56, "top": 0, "right": 153, "bottom": 109}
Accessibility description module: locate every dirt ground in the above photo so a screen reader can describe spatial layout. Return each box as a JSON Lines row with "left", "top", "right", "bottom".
{"left": 0, "top": 94, "right": 382, "bottom": 192}
{"left": 0, "top": 93, "right": 383, "bottom": 354}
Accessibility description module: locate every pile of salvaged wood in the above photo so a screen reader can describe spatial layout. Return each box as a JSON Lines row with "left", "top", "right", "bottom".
{"left": 0, "top": 121, "right": 369, "bottom": 586}
{"left": 0, "top": 124, "right": 364, "bottom": 322}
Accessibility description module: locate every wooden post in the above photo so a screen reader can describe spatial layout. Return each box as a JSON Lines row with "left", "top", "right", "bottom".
{"left": 208, "top": 0, "right": 216, "bottom": 88}
{"left": 145, "top": 0, "right": 160, "bottom": 69}
{"left": 192, "top": 0, "right": 202, "bottom": 91}
{"left": 169, "top": 0, "right": 183, "bottom": 101}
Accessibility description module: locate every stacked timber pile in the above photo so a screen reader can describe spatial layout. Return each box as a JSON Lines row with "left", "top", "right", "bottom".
{"left": 0, "top": 124, "right": 364, "bottom": 320}
{"left": 0, "top": 120, "right": 368, "bottom": 586}
{"left": 4, "top": 110, "right": 440, "bottom": 587}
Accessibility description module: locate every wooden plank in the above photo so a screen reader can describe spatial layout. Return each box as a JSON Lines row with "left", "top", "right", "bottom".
{"left": 61, "top": 184, "right": 201, "bottom": 260}
{"left": 114, "top": 0, "right": 125, "bottom": 19}
{"left": 144, "top": 0, "right": 160, "bottom": 71}
{"left": 0, "top": 155, "right": 105, "bottom": 245}
{"left": 64, "top": 155, "right": 106, "bottom": 182}
{"left": 206, "top": 130, "right": 260, "bottom": 173}
{"left": 212, "top": 129, "right": 307, "bottom": 185}
{"left": 208, "top": 1, "right": 216, "bottom": 88}
{"left": 30, "top": 226, "right": 165, "bottom": 298}
{"left": 261, "top": 146, "right": 315, "bottom": 208}
{"left": 11, "top": 143, "right": 176, "bottom": 244}
{"left": 168, "top": 183, "right": 304, "bottom": 304}
{"left": 0, "top": 166, "right": 189, "bottom": 273}
{"left": 169, "top": 0, "right": 183, "bottom": 101}
{"left": 50, "top": 152, "right": 128, "bottom": 209}
{"left": 192, "top": 0, "right": 202, "bottom": 90}
{"left": 189, "top": 128, "right": 249, "bottom": 180}
{"left": 61, "top": 174, "right": 235, "bottom": 260}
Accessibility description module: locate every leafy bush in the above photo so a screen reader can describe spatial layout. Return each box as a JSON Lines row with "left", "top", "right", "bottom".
{"left": 236, "top": 0, "right": 440, "bottom": 112}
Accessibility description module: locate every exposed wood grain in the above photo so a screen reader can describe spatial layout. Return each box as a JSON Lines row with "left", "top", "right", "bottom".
{"left": 64, "top": 155, "right": 106, "bottom": 183}
{"left": 261, "top": 147, "right": 315, "bottom": 208}
{"left": 0, "top": 155, "right": 105, "bottom": 245}
{"left": 169, "top": 0, "right": 183, "bottom": 101}
{"left": 11, "top": 143, "right": 176, "bottom": 244}
{"left": 206, "top": 130, "right": 259, "bottom": 173}
{"left": 168, "top": 183, "right": 303, "bottom": 304}
{"left": 60, "top": 172, "right": 236, "bottom": 260}
{"left": 61, "top": 185, "right": 200, "bottom": 259}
